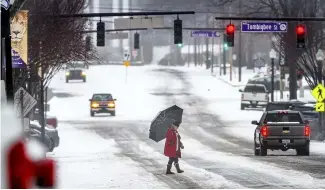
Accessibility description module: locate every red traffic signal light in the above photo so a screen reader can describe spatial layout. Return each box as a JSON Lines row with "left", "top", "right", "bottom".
{"left": 226, "top": 24, "right": 235, "bottom": 34}
{"left": 296, "top": 24, "right": 305, "bottom": 35}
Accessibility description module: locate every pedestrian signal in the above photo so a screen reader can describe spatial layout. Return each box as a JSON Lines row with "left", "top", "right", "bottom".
{"left": 97, "top": 22, "right": 105, "bottom": 46}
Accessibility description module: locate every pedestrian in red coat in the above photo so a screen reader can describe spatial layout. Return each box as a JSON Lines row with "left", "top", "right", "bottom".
{"left": 164, "top": 123, "right": 184, "bottom": 174}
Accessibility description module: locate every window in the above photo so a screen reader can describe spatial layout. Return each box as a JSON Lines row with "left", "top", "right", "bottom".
{"left": 264, "top": 113, "right": 303, "bottom": 123}
{"left": 92, "top": 94, "right": 113, "bottom": 101}
{"left": 244, "top": 85, "right": 266, "bottom": 93}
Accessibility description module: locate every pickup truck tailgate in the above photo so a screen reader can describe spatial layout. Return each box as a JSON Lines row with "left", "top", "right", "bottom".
{"left": 267, "top": 123, "right": 306, "bottom": 136}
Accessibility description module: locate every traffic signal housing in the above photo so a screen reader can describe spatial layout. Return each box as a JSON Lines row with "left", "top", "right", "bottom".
{"left": 174, "top": 19, "right": 182, "bottom": 44}
{"left": 97, "top": 22, "right": 105, "bottom": 46}
{"left": 226, "top": 24, "right": 235, "bottom": 47}
{"left": 296, "top": 24, "right": 306, "bottom": 48}
{"left": 134, "top": 32, "right": 140, "bottom": 49}
{"left": 86, "top": 36, "right": 91, "bottom": 51}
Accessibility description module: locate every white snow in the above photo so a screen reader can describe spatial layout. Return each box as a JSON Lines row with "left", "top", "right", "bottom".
{"left": 47, "top": 124, "right": 170, "bottom": 189}
{"left": 48, "top": 65, "right": 167, "bottom": 122}
{"left": 47, "top": 64, "right": 325, "bottom": 188}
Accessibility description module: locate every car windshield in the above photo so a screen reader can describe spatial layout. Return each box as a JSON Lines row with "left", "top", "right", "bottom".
{"left": 92, "top": 94, "right": 113, "bottom": 101}
{"left": 244, "top": 85, "right": 266, "bottom": 93}
{"left": 264, "top": 113, "right": 303, "bottom": 123}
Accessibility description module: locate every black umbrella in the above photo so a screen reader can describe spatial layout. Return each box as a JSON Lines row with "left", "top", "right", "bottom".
{"left": 149, "top": 105, "right": 183, "bottom": 142}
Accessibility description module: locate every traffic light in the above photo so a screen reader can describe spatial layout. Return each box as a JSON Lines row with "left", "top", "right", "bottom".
{"left": 296, "top": 24, "right": 306, "bottom": 48}
{"left": 297, "top": 68, "right": 304, "bottom": 80}
{"left": 97, "top": 22, "right": 105, "bottom": 46}
{"left": 134, "top": 32, "right": 140, "bottom": 49}
{"left": 223, "top": 33, "right": 229, "bottom": 50}
{"left": 226, "top": 24, "right": 235, "bottom": 47}
{"left": 86, "top": 36, "right": 91, "bottom": 51}
{"left": 174, "top": 19, "right": 182, "bottom": 44}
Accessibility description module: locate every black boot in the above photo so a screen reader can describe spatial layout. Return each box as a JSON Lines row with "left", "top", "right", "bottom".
{"left": 166, "top": 164, "right": 174, "bottom": 174}
{"left": 174, "top": 163, "right": 184, "bottom": 173}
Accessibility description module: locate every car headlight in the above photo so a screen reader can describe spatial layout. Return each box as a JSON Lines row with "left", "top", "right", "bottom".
{"left": 91, "top": 103, "right": 99, "bottom": 108}
{"left": 81, "top": 71, "right": 86, "bottom": 76}
{"left": 108, "top": 103, "right": 115, "bottom": 108}
{"left": 65, "top": 72, "right": 70, "bottom": 76}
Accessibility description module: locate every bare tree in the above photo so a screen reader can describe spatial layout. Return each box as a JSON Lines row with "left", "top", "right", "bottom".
{"left": 231, "top": 0, "right": 325, "bottom": 89}
{"left": 17, "top": 0, "right": 99, "bottom": 95}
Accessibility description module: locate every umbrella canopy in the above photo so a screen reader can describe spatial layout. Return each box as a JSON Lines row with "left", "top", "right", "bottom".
{"left": 149, "top": 105, "right": 183, "bottom": 142}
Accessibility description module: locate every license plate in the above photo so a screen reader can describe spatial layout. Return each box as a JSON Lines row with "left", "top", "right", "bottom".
{"left": 282, "top": 139, "right": 290, "bottom": 143}
{"left": 252, "top": 101, "right": 257, "bottom": 104}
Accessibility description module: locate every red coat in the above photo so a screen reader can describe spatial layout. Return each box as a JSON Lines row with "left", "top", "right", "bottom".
{"left": 164, "top": 128, "right": 182, "bottom": 158}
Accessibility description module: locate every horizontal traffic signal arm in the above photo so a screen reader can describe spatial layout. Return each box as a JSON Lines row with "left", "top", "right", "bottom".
{"left": 215, "top": 16, "right": 325, "bottom": 21}
{"left": 56, "top": 11, "right": 195, "bottom": 18}
{"left": 82, "top": 27, "right": 232, "bottom": 33}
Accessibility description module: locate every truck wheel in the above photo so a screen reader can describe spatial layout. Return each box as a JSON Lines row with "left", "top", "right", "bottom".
{"left": 111, "top": 111, "right": 116, "bottom": 116}
{"left": 90, "top": 111, "right": 95, "bottom": 117}
{"left": 66, "top": 79, "right": 69, "bottom": 83}
{"left": 297, "top": 145, "right": 310, "bottom": 156}
{"left": 83, "top": 78, "right": 86, "bottom": 82}
{"left": 254, "top": 143, "right": 260, "bottom": 156}
{"left": 260, "top": 145, "right": 267, "bottom": 156}
{"left": 240, "top": 104, "right": 245, "bottom": 110}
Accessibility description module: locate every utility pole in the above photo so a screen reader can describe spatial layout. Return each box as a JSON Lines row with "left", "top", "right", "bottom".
{"left": 238, "top": 0, "right": 243, "bottom": 82}
{"left": 1, "top": 6, "right": 14, "bottom": 105}
{"left": 229, "top": 47, "right": 233, "bottom": 81}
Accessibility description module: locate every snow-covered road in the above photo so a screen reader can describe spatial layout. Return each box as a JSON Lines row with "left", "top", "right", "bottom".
{"left": 47, "top": 65, "right": 325, "bottom": 188}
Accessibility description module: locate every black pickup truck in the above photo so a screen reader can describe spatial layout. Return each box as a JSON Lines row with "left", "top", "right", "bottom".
{"left": 252, "top": 110, "right": 310, "bottom": 156}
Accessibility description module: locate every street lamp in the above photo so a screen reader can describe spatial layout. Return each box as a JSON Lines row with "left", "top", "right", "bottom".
{"left": 269, "top": 49, "right": 277, "bottom": 102}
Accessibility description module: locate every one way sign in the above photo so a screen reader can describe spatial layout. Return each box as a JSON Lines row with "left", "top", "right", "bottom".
{"left": 14, "top": 87, "right": 37, "bottom": 117}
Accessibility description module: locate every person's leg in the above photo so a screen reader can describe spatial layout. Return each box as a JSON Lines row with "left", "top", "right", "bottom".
{"left": 166, "top": 157, "right": 175, "bottom": 174}
{"left": 174, "top": 158, "right": 184, "bottom": 173}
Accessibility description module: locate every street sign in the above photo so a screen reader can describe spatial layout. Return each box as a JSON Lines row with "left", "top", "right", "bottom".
{"left": 114, "top": 17, "right": 165, "bottom": 29}
{"left": 191, "top": 30, "right": 220, "bottom": 37}
{"left": 1, "top": 0, "right": 9, "bottom": 10}
{"left": 106, "top": 32, "right": 128, "bottom": 39}
{"left": 280, "top": 66, "right": 289, "bottom": 74}
{"left": 311, "top": 84, "right": 325, "bottom": 102}
{"left": 241, "top": 22, "right": 288, "bottom": 32}
{"left": 124, "top": 53, "right": 130, "bottom": 61}
{"left": 315, "top": 102, "right": 325, "bottom": 112}
{"left": 14, "top": 87, "right": 37, "bottom": 117}
{"left": 123, "top": 61, "right": 130, "bottom": 67}
{"left": 132, "top": 50, "right": 137, "bottom": 58}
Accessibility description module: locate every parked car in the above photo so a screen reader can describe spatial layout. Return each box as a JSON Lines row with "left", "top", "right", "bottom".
{"left": 248, "top": 74, "right": 281, "bottom": 91}
{"left": 239, "top": 84, "right": 269, "bottom": 110}
{"left": 34, "top": 107, "right": 58, "bottom": 128}
{"left": 30, "top": 120, "right": 60, "bottom": 152}
{"left": 29, "top": 128, "right": 54, "bottom": 152}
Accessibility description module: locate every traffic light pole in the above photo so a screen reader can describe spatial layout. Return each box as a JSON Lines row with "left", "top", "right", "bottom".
{"left": 229, "top": 47, "right": 233, "bottom": 81}
{"left": 1, "top": 7, "right": 15, "bottom": 105}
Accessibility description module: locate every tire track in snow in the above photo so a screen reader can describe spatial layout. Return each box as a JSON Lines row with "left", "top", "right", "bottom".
{"left": 88, "top": 126, "right": 203, "bottom": 189}
{"left": 152, "top": 68, "right": 325, "bottom": 186}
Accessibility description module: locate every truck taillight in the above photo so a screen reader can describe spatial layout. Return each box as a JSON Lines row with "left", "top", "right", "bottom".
{"left": 265, "top": 94, "right": 269, "bottom": 101}
{"left": 241, "top": 94, "right": 244, "bottom": 100}
{"left": 304, "top": 125, "right": 310, "bottom": 136}
{"left": 46, "top": 118, "right": 57, "bottom": 128}
{"left": 261, "top": 125, "right": 268, "bottom": 137}
{"left": 7, "top": 141, "right": 34, "bottom": 189}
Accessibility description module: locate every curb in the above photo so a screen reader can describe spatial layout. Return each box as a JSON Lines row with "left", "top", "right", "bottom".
{"left": 211, "top": 73, "right": 244, "bottom": 88}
